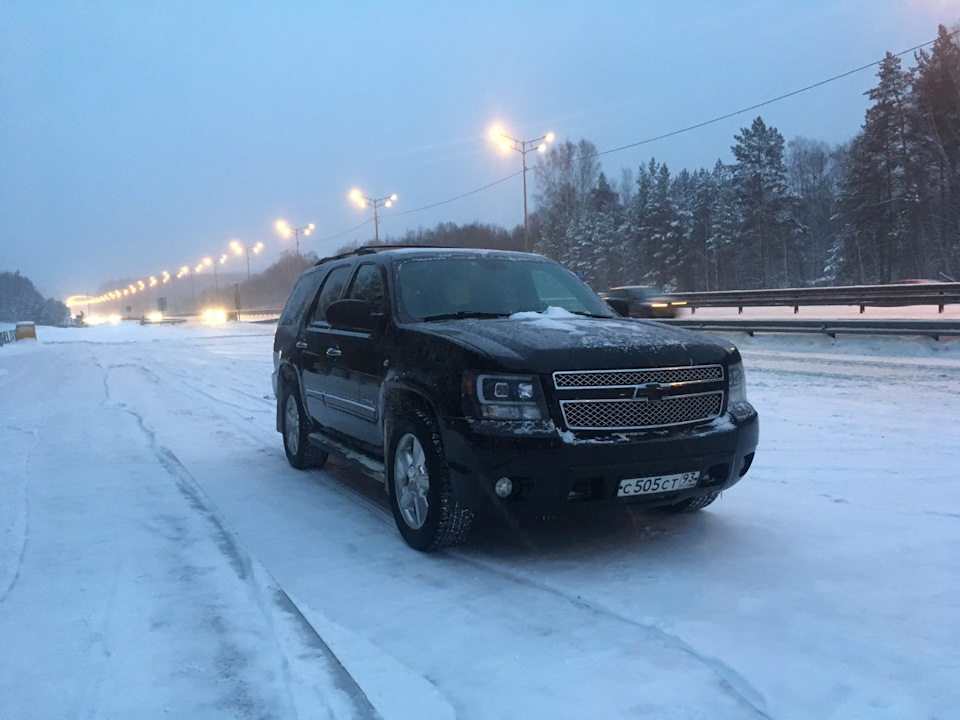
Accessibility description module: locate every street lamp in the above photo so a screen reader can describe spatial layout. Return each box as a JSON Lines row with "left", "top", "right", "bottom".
{"left": 349, "top": 190, "right": 397, "bottom": 245}
{"left": 490, "top": 126, "right": 554, "bottom": 252}
{"left": 275, "top": 220, "right": 315, "bottom": 257}
{"left": 231, "top": 240, "right": 263, "bottom": 278}
{"left": 203, "top": 254, "right": 228, "bottom": 304}
{"left": 177, "top": 266, "right": 196, "bottom": 314}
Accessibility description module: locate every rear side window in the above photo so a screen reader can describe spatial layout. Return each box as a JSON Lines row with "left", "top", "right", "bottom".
{"left": 279, "top": 271, "right": 323, "bottom": 326}
{"left": 310, "top": 265, "right": 352, "bottom": 324}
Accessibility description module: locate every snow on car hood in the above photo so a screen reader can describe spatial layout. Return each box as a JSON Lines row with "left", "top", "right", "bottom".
{"left": 416, "top": 306, "right": 737, "bottom": 372}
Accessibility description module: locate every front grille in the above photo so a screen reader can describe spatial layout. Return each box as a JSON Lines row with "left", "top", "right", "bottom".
{"left": 560, "top": 391, "right": 723, "bottom": 430}
{"left": 553, "top": 365, "right": 723, "bottom": 388}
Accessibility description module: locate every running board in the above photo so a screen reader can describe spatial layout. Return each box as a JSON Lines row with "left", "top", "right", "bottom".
{"left": 308, "top": 432, "right": 386, "bottom": 484}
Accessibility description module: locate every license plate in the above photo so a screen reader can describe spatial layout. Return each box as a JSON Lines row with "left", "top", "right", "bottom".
{"left": 617, "top": 471, "right": 700, "bottom": 497}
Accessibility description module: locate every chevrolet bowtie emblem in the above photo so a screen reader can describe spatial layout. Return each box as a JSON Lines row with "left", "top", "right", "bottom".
{"left": 635, "top": 383, "right": 666, "bottom": 402}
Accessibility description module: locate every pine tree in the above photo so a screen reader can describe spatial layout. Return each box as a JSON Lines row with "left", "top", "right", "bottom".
{"left": 786, "top": 137, "right": 845, "bottom": 285}
{"left": 836, "top": 53, "right": 917, "bottom": 283}
{"left": 912, "top": 25, "right": 960, "bottom": 280}
{"left": 731, "top": 117, "right": 795, "bottom": 288}
{"left": 708, "top": 161, "right": 742, "bottom": 290}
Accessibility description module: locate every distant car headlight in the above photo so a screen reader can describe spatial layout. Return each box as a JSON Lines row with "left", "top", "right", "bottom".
{"left": 728, "top": 361, "right": 748, "bottom": 404}
{"left": 463, "top": 372, "right": 546, "bottom": 421}
{"left": 202, "top": 308, "right": 228, "bottom": 324}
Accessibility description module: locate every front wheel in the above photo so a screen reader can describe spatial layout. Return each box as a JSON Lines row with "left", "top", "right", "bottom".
{"left": 280, "top": 382, "right": 328, "bottom": 470}
{"left": 387, "top": 409, "right": 473, "bottom": 552}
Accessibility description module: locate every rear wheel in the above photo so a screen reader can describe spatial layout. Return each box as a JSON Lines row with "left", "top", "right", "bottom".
{"left": 387, "top": 409, "right": 473, "bottom": 551}
{"left": 663, "top": 492, "right": 719, "bottom": 513}
{"left": 280, "top": 381, "right": 328, "bottom": 470}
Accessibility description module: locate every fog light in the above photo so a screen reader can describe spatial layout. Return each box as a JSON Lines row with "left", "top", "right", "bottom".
{"left": 495, "top": 477, "right": 514, "bottom": 498}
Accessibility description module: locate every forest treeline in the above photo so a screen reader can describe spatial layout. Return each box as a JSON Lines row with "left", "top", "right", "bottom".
{"left": 0, "top": 272, "right": 69, "bottom": 325}
{"left": 531, "top": 25, "right": 960, "bottom": 291}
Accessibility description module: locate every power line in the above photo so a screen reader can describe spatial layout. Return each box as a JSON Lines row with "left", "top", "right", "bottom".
{"left": 391, "top": 171, "right": 522, "bottom": 217}
{"left": 311, "top": 216, "right": 375, "bottom": 244}
{"left": 313, "top": 29, "right": 952, "bottom": 249}
{"left": 595, "top": 33, "right": 956, "bottom": 159}
{"left": 311, "top": 172, "right": 523, "bottom": 248}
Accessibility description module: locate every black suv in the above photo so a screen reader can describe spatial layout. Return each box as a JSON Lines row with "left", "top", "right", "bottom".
{"left": 273, "top": 247, "right": 758, "bottom": 551}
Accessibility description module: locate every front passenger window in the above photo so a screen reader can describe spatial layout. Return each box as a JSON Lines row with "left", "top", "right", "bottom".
{"left": 311, "top": 265, "right": 351, "bottom": 324}
{"left": 345, "top": 264, "right": 386, "bottom": 313}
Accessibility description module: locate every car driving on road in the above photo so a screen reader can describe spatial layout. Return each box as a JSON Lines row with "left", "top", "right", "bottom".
{"left": 602, "top": 285, "right": 687, "bottom": 318}
{"left": 273, "top": 247, "right": 759, "bottom": 551}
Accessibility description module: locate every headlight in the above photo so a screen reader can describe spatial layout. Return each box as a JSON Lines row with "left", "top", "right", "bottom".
{"left": 463, "top": 372, "right": 546, "bottom": 421}
{"left": 728, "top": 361, "right": 748, "bottom": 404}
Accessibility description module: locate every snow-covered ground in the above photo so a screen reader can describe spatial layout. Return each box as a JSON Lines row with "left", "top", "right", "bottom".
{"left": 1, "top": 318, "right": 958, "bottom": 719}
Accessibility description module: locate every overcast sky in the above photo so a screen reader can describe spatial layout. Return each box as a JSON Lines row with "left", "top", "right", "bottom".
{"left": 1, "top": 0, "right": 956, "bottom": 300}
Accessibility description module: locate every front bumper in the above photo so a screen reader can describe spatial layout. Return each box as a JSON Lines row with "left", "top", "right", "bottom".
{"left": 440, "top": 403, "right": 758, "bottom": 513}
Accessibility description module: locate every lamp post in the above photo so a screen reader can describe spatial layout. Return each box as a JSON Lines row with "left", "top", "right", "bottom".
{"left": 490, "top": 126, "right": 554, "bottom": 252}
{"left": 349, "top": 190, "right": 397, "bottom": 245}
{"left": 275, "top": 220, "right": 314, "bottom": 257}
{"left": 230, "top": 241, "right": 263, "bottom": 278}
{"left": 177, "top": 265, "right": 197, "bottom": 315}
{"left": 203, "top": 254, "right": 228, "bottom": 304}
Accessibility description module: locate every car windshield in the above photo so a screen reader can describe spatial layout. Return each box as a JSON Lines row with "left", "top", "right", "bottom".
{"left": 394, "top": 255, "right": 615, "bottom": 321}
{"left": 611, "top": 287, "right": 660, "bottom": 300}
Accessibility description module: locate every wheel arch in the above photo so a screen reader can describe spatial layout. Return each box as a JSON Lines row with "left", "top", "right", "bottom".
{"left": 276, "top": 362, "right": 303, "bottom": 433}
{"left": 382, "top": 382, "right": 438, "bottom": 453}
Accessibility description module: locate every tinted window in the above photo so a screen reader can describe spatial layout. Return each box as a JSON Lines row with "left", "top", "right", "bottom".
{"left": 279, "top": 271, "right": 323, "bottom": 326}
{"left": 345, "top": 263, "right": 385, "bottom": 312}
{"left": 310, "top": 265, "right": 352, "bottom": 324}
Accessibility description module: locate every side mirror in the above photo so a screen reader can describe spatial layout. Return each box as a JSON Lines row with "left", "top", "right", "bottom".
{"left": 606, "top": 298, "right": 630, "bottom": 317}
{"left": 326, "top": 299, "right": 377, "bottom": 330}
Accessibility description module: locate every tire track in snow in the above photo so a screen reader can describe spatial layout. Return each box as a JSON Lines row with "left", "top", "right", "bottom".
{"left": 281, "top": 464, "right": 774, "bottom": 718}
{"left": 446, "top": 552, "right": 774, "bottom": 719}
{"left": 113, "top": 395, "right": 383, "bottom": 720}
{"left": 96, "top": 333, "right": 768, "bottom": 717}
{"left": 0, "top": 426, "right": 39, "bottom": 607}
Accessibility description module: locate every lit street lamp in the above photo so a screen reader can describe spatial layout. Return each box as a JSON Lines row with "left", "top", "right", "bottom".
{"left": 177, "top": 265, "right": 197, "bottom": 314}
{"left": 349, "top": 190, "right": 397, "bottom": 245}
{"left": 231, "top": 240, "right": 263, "bottom": 278}
{"left": 490, "top": 126, "right": 554, "bottom": 252}
{"left": 203, "top": 254, "right": 228, "bottom": 304}
{"left": 275, "top": 220, "right": 314, "bottom": 257}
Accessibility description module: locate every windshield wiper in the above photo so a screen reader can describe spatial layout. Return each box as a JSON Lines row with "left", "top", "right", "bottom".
{"left": 421, "top": 311, "right": 511, "bottom": 322}
{"left": 566, "top": 310, "right": 614, "bottom": 318}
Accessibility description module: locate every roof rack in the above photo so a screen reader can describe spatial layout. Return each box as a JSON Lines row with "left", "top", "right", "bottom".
{"left": 314, "top": 244, "right": 449, "bottom": 265}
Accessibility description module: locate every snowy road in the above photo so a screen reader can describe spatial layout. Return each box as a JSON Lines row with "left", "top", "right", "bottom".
{"left": 1, "top": 322, "right": 958, "bottom": 719}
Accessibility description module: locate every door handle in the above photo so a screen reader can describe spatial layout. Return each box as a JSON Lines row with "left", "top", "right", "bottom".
{"left": 295, "top": 340, "right": 307, "bottom": 349}
{"left": 326, "top": 347, "right": 342, "bottom": 357}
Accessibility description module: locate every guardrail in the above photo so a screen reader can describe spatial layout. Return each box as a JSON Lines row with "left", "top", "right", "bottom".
{"left": 663, "top": 318, "right": 960, "bottom": 341}
{"left": 0, "top": 322, "right": 36, "bottom": 347}
{"left": 669, "top": 282, "right": 960, "bottom": 314}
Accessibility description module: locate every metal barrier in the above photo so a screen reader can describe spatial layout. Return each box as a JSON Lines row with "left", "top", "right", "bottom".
{"left": 664, "top": 318, "right": 960, "bottom": 341}
{"left": 0, "top": 322, "right": 36, "bottom": 347}
{"left": 670, "top": 282, "right": 960, "bottom": 314}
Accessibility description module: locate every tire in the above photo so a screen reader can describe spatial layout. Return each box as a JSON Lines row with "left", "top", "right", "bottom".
{"left": 387, "top": 409, "right": 473, "bottom": 552}
{"left": 280, "top": 381, "right": 328, "bottom": 470}
{"left": 663, "top": 492, "right": 719, "bottom": 513}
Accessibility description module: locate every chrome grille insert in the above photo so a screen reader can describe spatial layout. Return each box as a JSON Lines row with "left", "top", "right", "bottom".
{"left": 560, "top": 391, "right": 723, "bottom": 430}
{"left": 553, "top": 365, "right": 723, "bottom": 389}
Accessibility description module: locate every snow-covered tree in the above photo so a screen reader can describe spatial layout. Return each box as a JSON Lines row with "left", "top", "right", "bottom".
{"left": 731, "top": 116, "right": 796, "bottom": 288}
